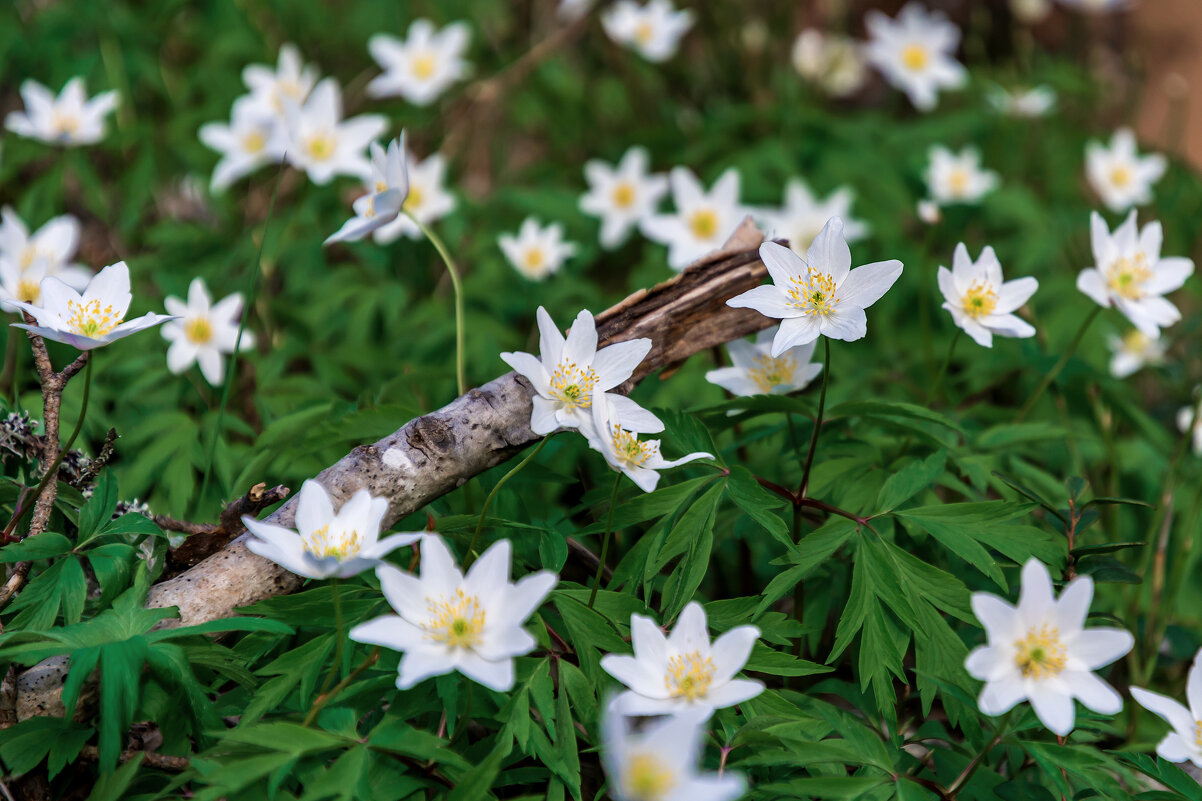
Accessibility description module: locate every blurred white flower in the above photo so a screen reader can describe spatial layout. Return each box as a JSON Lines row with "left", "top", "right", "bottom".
{"left": 199, "top": 96, "right": 286, "bottom": 192}
{"left": 499, "top": 218, "right": 577, "bottom": 281}
{"left": 0, "top": 257, "right": 55, "bottom": 311}
{"left": 601, "top": 602, "right": 763, "bottom": 715}
{"left": 705, "top": 326, "right": 823, "bottom": 396}
{"left": 371, "top": 150, "right": 456, "bottom": 243}
{"left": 500, "top": 306, "right": 658, "bottom": 436}
{"left": 642, "top": 167, "right": 744, "bottom": 271}
{"left": 5, "top": 77, "right": 118, "bottom": 146}
{"left": 161, "top": 278, "right": 254, "bottom": 385}
{"left": 1086, "top": 128, "right": 1166, "bottom": 212}
{"left": 1011, "top": 0, "right": 1053, "bottom": 22}
{"left": 791, "top": 29, "right": 868, "bottom": 98}
{"left": 938, "top": 244, "right": 1038, "bottom": 348}
{"left": 987, "top": 85, "right": 1057, "bottom": 118}
{"left": 586, "top": 392, "right": 711, "bottom": 492}
{"left": 242, "top": 43, "right": 318, "bottom": 117}
{"left": 601, "top": 701, "right": 745, "bottom": 801}
{"left": 580, "top": 146, "right": 669, "bottom": 250}
{"left": 602, "top": 0, "right": 694, "bottom": 63}
{"left": 351, "top": 536, "right": 557, "bottom": 691}
{"left": 283, "top": 78, "right": 388, "bottom": 185}
{"left": 0, "top": 208, "right": 91, "bottom": 309}
{"left": 1178, "top": 401, "right": 1202, "bottom": 455}
{"left": 367, "top": 19, "right": 471, "bottom": 106}
{"left": 727, "top": 219, "right": 904, "bottom": 353}
{"left": 1106, "top": 328, "right": 1165, "bottom": 378}
{"left": 8, "top": 262, "right": 171, "bottom": 351}
{"left": 325, "top": 134, "right": 410, "bottom": 245}
{"left": 767, "top": 179, "right": 867, "bottom": 258}
{"left": 864, "top": 3, "right": 967, "bottom": 112}
{"left": 1077, "top": 211, "right": 1193, "bottom": 337}
{"left": 965, "top": 558, "right": 1134, "bottom": 736}
{"left": 1131, "top": 648, "right": 1202, "bottom": 767}
{"left": 244, "top": 480, "right": 419, "bottom": 581}
{"left": 559, "top": 0, "right": 594, "bottom": 19}
{"left": 917, "top": 199, "right": 942, "bottom": 225}
{"left": 926, "top": 146, "right": 999, "bottom": 206}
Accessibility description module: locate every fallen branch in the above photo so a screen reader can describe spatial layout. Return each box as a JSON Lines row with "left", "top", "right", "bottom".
{"left": 159, "top": 482, "right": 291, "bottom": 575}
{"left": 14, "top": 220, "right": 775, "bottom": 720}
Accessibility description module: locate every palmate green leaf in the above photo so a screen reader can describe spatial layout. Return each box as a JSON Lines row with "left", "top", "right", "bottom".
{"left": 98, "top": 636, "right": 148, "bottom": 771}
{"left": 297, "top": 745, "right": 370, "bottom": 801}
{"left": 726, "top": 465, "right": 791, "bottom": 547}
{"left": 755, "top": 776, "right": 890, "bottom": 798}
{"left": 757, "top": 519, "right": 856, "bottom": 616}
{"left": 83, "top": 752, "right": 143, "bottom": 801}
{"left": 553, "top": 681, "right": 582, "bottom": 801}
{"left": 652, "top": 481, "right": 724, "bottom": 573}
{"left": 875, "top": 450, "right": 947, "bottom": 514}
{"left": 1121, "top": 753, "right": 1202, "bottom": 801}
{"left": 827, "top": 399, "right": 963, "bottom": 432}
{"left": 77, "top": 471, "right": 118, "bottom": 542}
{"left": 661, "top": 491, "right": 717, "bottom": 620}
{"left": 0, "top": 531, "right": 74, "bottom": 562}
{"left": 446, "top": 732, "right": 514, "bottom": 801}
{"left": 367, "top": 717, "right": 471, "bottom": 770}
{"left": 1076, "top": 555, "right": 1143, "bottom": 584}
{"left": 744, "top": 645, "right": 831, "bottom": 678}
{"left": 243, "top": 635, "right": 335, "bottom": 725}
{"left": 0, "top": 716, "right": 92, "bottom": 777}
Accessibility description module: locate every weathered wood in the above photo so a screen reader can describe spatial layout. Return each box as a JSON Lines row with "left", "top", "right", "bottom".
{"left": 15, "top": 219, "right": 774, "bottom": 720}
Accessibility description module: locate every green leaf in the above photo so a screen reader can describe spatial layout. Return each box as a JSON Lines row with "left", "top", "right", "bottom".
{"left": 0, "top": 717, "right": 92, "bottom": 777}
{"left": 725, "top": 466, "right": 791, "bottom": 547}
{"left": 446, "top": 733, "right": 513, "bottom": 801}
{"left": 757, "top": 519, "right": 856, "bottom": 616}
{"left": 1076, "top": 555, "right": 1142, "bottom": 584}
{"left": 0, "top": 532, "right": 74, "bottom": 563}
{"left": 78, "top": 471, "right": 119, "bottom": 543}
{"left": 827, "top": 399, "right": 962, "bottom": 432}
{"left": 84, "top": 752, "right": 143, "bottom": 801}
{"left": 1082, "top": 496, "right": 1155, "bottom": 510}
{"left": 875, "top": 451, "right": 946, "bottom": 514}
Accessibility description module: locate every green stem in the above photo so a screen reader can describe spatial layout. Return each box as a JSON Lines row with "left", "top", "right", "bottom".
{"left": 945, "top": 711, "right": 1013, "bottom": 795}
{"left": 798, "top": 338, "right": 831, "bottom": 502}
{"left": 410, "top": 215, "right": 466, "bottom": 397}
{"left": 588, "top": 473, "right": 622, "bottom": 609}
{"left": 464, "top": 436, "right": 550, "bottom": 568}
{"left": 302, "top": 646, "right": 380, "bottom": 727}
{"left": 1016, "top": 307, "right": 1100, "bottom": 423}
{"left": 0, "top": 328, "right": 19, "bottom": 406}
{"left": 315, "top": 579, "right": 345, "bottom": 702}
{"left": 927, "top": 330, "right": 962, "bottom": 407}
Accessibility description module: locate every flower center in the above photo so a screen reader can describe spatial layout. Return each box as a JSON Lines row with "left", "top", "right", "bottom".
{"left": 634, "top": 21, "right": 656, "bottom": 45}
{"left": 1013, "top": 624, "right": 1067, "bottom": 680}
{"left": 610, "top": 424, "right": 656, "bottom": 467}
{"left": 304, "top": 133, "right": 337, "bottom": 162}
{"left": 184, "top": 317, "right": 213, "bottom": 344}
{"left": 786, "top": 271, "right": 841, "bottom": 317}
{"left": 19, "top": 248, "right": 38, "bottom": 269}
{"left": 16, "top": 278, "right": 41, "bottom": 304}
{"left": 688, "top": 208, "right": 719, "bottom": 240}
{"left": 1121, "top": 329, "right": 1151, "bottom": 352}
{"left": 302, "top": 524, "right": 362, "bottom": 560}
{"left": 272, "top": 79, "right": 305, "bottom": 112}
{"left": 1110, "top": 165, "right": 1133, "bottom": 188}
{"left": 1195, "top": 720, "right": 1202, "bottom": 749}
{"left": 901, "top": 44, "right": 929, "bottom": 71}
{"left": 242, "top": 131, "right": 266, "bottom": 154}
{"left": 53, "top": 111, "right": 79, "bottom": 137}
{"left": 522, "top": 247, "right": 546, "bottom": 273}
{"left": 621, "top": 753, "right": 676, "bottom": 801}
{"left": 412, "top": 52, "right": 438, "bottom": 80}
{"left": 424, "top": 590, "right": 486, "bottom": 648}
{"left": 404, "top": 185, "right": 424, "bottom": 213}
{"left": 1105, "top": 252, "right": 1152, "bottom": 300}
{"left": 549, "top": 361, "right": 598, "bottom": 410}
{"left": 65, "top": 298, "right": 124, "bottom": 338}
{"left": 948, "top": 168, "right": 970, "bottom": 196}
{"left": 612, "top": 181, "right": 636, "bottom": 209}
{"left": 961, "top": 280, "right": 998, "bottom": 319}
{"left": 664, "top": 651, "right": 716, "bottom": 701}
{"left": 748, "top": 353, "right": 797, "bottom": 393}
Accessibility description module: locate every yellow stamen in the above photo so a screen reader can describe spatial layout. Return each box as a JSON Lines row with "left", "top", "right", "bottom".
{"left": 1110, "top": 165, "right": 1132, "bottom": 188}
{"left": 634, "top": 21, "right": 656, "bottom": 45}
{"left": 1194, "top": 720, "right": 1202, "bottom": 749}
{"left": 747, "top": 353, "right": 797, "bottom": 393}
{"left": 612, "top": 182, "right": 636, "bottom": 209}
{"left": 242, "top": 131, "right": 266, "bottom": 154}
{"left": 621, "top": 753, "right": 677, "bottom": 801}
{"left": 1013, "top": 624, "right": 1067, "bottom": 680}
{"left": 688, "top": 209, "right": 719, "bottom": 240}
{"left": 404, "top": 185, "right": 424, "bottom": 213}
{"left": 611, "top": 425, "right": 656, "bottom": 467}
{"left": 786, "top": 271, "right": 840, "bottom": 317}
{"left": 53, "top": 111, "right": 79, "bottom": 136}
{"left": 423, "top": 589, "right": 486, "bottom": 648}
{"left": 304, "top": 133, "right": 336, "bottom": 162}
{"left": 522, "top": 247, "right": 545, "bottom": 273}
{"left": 961, "top": 280, "right": 998, "bottom": 319}
{"left": 1105, "top": 252, "right": 1153, "bottom": 300}
{"left": 65, "top": 298, "right": 123, "bottom": 338}
{"left": 549, "top": 361, "right": 599, "bottom": 410}
{"left": 901, "top": 44, "right": 929, "bottom": 71}
{"left": 1121, "top": 329, "right": 1151, "bottom": 352}
{"left": 948, "top": 169, "right": 970, "bottom": 196}
{"left": 16, "top": 279, "right": 40, "bottom": 304}
{"left": 664, "top": 651, "right": 716, "bottom": 701}
{"left": 412, "top": 53, "right": 438, "bottom": 80}
{"left": 302, "top": 524, "right": 363, "bottom": 560}
{"left": 184, "top": 317, "right": 213, "bottom": 345}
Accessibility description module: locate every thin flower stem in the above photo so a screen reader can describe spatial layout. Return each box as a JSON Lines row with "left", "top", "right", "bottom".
{"left": 946, "top": 711, "right": 1012, "bottom": 796}
{"left": 410, "top": 215, "right": 467, "bottom": 397}
{"left": 315, "top": 579, "right": 345, "bottom": 704}
{"left": 464, "top": 436, "right": 550, "bottom": 568}
{"left": 588, "top": 473, "right": 623, "bottom": 609}
{"left": 927, "top": 330, "right": 962, "bottom": 406}
{"left": 797, "top": 338, "right": 831, "bottom": 504}
{"left": 1016, "top": 307, "right": 1100, "bottom": 423}
{"left": 302, "top": 646, "right": 380, "bottom": 727}
{"left": 0, "top": 329, "right": 19, "bottom": 405}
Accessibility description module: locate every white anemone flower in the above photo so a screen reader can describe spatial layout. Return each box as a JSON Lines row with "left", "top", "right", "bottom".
{"left": 601, "top": 0, "right": 694, "bottom": 63}
{"left": 1107, "top": 329, "right": 1165, "bottom": 378}
{"left": 5, "top": 77, "right": 118, "bottom": 146}
{"left": 350, "top": 536, "right": 557, "bottom": 691}
{"left": 987, "top": 85, "right": 1057, "bottom": 118}
{"left": 242, "top": 43, "right": 318, "bottom": 116}
{"left": 1077, "top": 211, "right": 1193, "bottom": 338}
{"left": 367, "top": 19, "right": 471, "bottom": 106}
{"left": 161, "top": 278, "right": 254, "bottom": 386}
{"left": 864, "top": 3, "right": 967, "bottom": 112}
{"left": 601, "top": 701, "right": 745, "bottom": 801}
{"left": 601, "top": 602, "right": 763, "bottom": 715}
{"left": 937, "top": 244, "right": 1038, "bottom": 348}
{"left": 580, "top": 147, "right": 669, "bottom": 250}
{"left": 767, "top": 179, "right": 867, "bottom": 258}
{"left": 283, "top": 78, "right": 388, "bottom": 185}
{"left": 0, "top": 208, "right": 91, "bottom": 307}
{"left": 726, "top": 218, "right": 904, "bottom": 354}
{"left": 965, "top": 558, "right": 1134, "bottom": 736}
{"left": 500, "top": 306, "right": 659, "bottom": 436}
{"left": 499, "top": 218, "right": 577, "bottom": 281}
{"left": 8, "top": 262, "right": 171, "bottom": 351}
{"left": 586, "top": 393, "right": 712, "bottom": 493}
{"left": 926, "top": 146, "right": 999, "bottom": 206}
{"left": 243, "top": 480, "right": 419, "bottom": 581}
{"left": 1178, "top": 401, "right": 1202, "bottom": 456}
{"left": 199, "top": 96, "right": 287, "bottom": 192}
{"left": 325, "top": 134, "right": 410, "bottom": 245}
{"left": 372, "top": 151, "right": 455, "bottom": 243}
{"left": 705, "top": 326, "right": 823, "bottom": 396}
{"left": 641, "top": 167, "right": 744, "bottom": 272}
{"left": 1131, "top": 648, "right": 1202, "bottom": 767}
{"left": 1086, "top": 129, "right": 1166, "bottom": 213}
{"left": 791, "top": 29, "right": 868, "bottom": 98}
